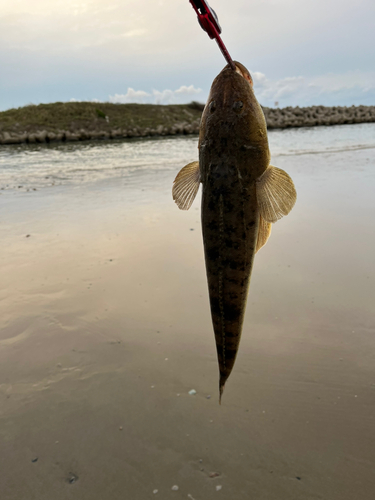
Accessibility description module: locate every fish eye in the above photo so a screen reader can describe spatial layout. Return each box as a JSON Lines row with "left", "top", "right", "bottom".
{"left": 209, "top": 100, "right": 216, "bottom": 113}
{"left": 233, "top": 101, "right": 243, "bottom": 111}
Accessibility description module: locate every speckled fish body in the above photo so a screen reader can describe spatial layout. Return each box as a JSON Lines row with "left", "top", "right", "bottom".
{"left": 199, "top": 63, "right": 270, "bottom": 396}
{"left": 173, "top": 62, "right": 296, "bottom": 400}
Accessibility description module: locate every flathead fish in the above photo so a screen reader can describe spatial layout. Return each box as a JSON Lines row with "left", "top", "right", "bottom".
{"left": 173, "top": 61, "right": 296, "bottom": 400}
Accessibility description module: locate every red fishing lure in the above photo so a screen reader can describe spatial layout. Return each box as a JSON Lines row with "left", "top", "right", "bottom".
{"left": 189, "top": 0, "right": 236, "bottom": 70}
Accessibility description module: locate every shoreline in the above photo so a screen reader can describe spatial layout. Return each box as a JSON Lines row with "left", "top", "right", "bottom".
{"left": 1, "top": 101, "right": 375, "bottom": 145}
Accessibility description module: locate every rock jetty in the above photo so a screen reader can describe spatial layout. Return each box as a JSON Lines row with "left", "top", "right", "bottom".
{"left": 0, "top": 102, "right": 374, "bottom": 145}
{"left": 264, "top": 105, "right": 375, "bottom": 129}
{"left": 0, "top": 123, "right": 200, "bottom": 145}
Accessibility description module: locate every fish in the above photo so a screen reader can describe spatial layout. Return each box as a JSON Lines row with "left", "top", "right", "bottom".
{"left": 172, "top": 61, "right": 296, "bottom": 401}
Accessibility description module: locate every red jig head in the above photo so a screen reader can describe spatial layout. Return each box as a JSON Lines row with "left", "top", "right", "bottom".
{"left": 189, "top": 0, "right": 236, "bottom": 71}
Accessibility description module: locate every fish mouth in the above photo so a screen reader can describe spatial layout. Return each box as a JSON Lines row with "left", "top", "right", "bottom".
{"left": 225, "top": 61, "right": 253, "bottom": 87}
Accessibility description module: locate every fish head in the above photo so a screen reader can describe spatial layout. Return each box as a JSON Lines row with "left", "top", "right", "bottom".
{"left": 199, "top": 61, "right": 270, "bottom": 179}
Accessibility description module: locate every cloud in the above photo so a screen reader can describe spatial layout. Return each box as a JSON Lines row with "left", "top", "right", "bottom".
{"left": 70, "top": 97, "right": 101, "bottom": 103}
{"left": 175, "top": 85, "right": 202, "bottom": 96}
{"left": 152, "top": 85, "right": 202, "bottom": 104}
{"left": 106, "top": 73, "right": 375, "bottom": 109}
{"left": 1, "top": 0, "right": 375, "bottom": 110}
{"left": 109, "top": 88, "right": 151, "bottom": 104}
{"left": 109, "top": 85, "right": 202, "bottom": 105}
{"left": 252, "top": 71, "right": 375, "bottom": 107}
{"left": 120, "top": 29, "right": 147, "bottom": 38}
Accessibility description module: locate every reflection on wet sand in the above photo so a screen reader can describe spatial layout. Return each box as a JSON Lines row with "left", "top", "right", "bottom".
{"left": 1, "top": 128, "right": 375, "bottom": 500}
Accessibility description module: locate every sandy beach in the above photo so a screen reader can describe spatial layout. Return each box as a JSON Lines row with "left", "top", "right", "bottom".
{"left": 1, "top": 126, "right": 375, "bottom": 499}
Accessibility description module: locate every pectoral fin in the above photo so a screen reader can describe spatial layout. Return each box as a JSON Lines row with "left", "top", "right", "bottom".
{"left": 256, "top": 165, "right": 297, "bottom": 223}
{"left": 172, "top": 161, "right": 201, "bottom": 210}
{"left": 256, "top": 215, "right": 272, "bottom": 253}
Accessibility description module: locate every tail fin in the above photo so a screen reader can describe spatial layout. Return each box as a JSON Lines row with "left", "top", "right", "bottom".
{"left": 219, "top": 376, "right": 226, "bottom": 404}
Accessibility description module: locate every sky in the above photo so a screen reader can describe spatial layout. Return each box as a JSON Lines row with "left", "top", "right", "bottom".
{"left": 1, "top": 0, "right": 375, "bottom": 111}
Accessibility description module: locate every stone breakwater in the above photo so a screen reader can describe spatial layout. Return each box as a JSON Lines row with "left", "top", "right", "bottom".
{"left": 1, "top": 105, "right": 374, "bottom": 145}
{"left": 264, "top": 105, "right": 375, "bottom": 129}
{"left": 0, "top": 121, "right": 201, "bottom": 145}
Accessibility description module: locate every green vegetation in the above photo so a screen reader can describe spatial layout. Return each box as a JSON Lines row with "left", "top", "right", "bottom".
{"left": 1, "top": 101, "right": 374, "bottom": 145}
{"left": 95, "top": 108, "right": 107, "bottom": 119}
{"left": 0, "top": 101, "right": 203, "bottom": 135}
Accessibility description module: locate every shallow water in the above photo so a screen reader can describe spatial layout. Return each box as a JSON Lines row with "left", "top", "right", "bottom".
{"left": 1, "top": 124, "right": 375, "bottom": 500}
{"left": 1, "top": 122, "right": 375, "bottom": 191}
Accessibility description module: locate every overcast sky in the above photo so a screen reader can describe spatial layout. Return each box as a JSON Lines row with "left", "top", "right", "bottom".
{"left": 1, "top": 0, "right": 374, "bottom": 110}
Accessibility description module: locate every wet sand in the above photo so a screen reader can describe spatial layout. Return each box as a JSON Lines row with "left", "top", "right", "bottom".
{"left": 1, "top": 139, "right": 375, "bottom": 499}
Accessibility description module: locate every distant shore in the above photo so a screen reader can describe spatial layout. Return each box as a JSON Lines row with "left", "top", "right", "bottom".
{"left": 1, "top": 101, "right": 374, "bottom": 145}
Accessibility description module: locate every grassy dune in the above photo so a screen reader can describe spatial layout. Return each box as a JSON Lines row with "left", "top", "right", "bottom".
{"left": 0, "top": 101, "right": 203, "bottom": 135}
{"left": 1, "top": 101, "right": 374, "bottom": 144}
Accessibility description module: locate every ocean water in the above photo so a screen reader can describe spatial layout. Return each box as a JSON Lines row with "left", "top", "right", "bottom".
{"left": 1, "top": 122, "right": 375, "bottom": 192}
